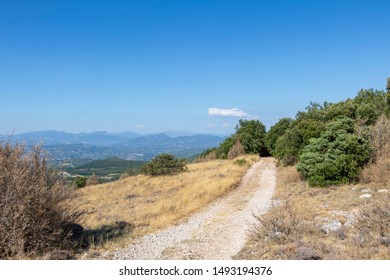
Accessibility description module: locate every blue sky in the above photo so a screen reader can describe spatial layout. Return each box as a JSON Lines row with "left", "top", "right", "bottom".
{"left": 1, "top": 0, "right": 389, "bottom": 135}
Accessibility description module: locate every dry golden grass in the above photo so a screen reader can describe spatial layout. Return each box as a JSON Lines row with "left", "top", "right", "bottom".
{"left": 70, "top": 155, "right": 258, "bottom": 252}
{"left": 236, "top": 164, "right": 390, "bottom": 260}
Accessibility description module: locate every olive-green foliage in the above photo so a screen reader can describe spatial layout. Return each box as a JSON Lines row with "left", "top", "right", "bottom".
{"left": 323, "top": 99, "right": 357, "bottom": 121}
{"left": 265, "top": 118, "right": 292, "bottom": 155}
{"left": 214, "top": 119, "right": 268, "bottom": 159}
{"left": 354, "top": 89, "right": 389, "bottom": 125}
{"left": 216, "top": 136, "right": 235, "bottom": 159}
{"left": 387, "top": 77, "right": 390, "bottom": 93}
{"left": 297, "top": 118, "right": 371, "bottom": 187}
{"left": 274, "top": 119, "right": 325, "bottom": 164}
{"left": 73, "top": 176, "right": 87, "bottom": 188}
{"left": 141, "top": 154, "right": 187, "bottom": 176}
{"left": 235, "top": 119, "right": 268, "bottom": 156}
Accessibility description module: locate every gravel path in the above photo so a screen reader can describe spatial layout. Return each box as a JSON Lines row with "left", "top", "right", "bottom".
{"left": 106, "top": 158, "right": 276, "bottom": 260}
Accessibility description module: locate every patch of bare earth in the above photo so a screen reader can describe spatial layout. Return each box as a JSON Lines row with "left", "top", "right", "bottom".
{"left": 105, "top": 158, "right": 276, "bottom": 260}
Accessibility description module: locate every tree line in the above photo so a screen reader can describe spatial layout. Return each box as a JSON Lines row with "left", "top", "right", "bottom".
{"left": 204, "top": 78, "right": 390, "bottom": 187}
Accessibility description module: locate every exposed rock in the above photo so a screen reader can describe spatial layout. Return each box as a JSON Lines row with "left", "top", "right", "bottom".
{"left": 377, "top": 189, "right": 389, "bottom": 193}
{"left": 359, "top": 194, "right": 372, "bottom": 199}
{"left": 361, "top": 188, "right": 371, "bottom": 193}
{"left": 320, "top": 220, "right": 342, "bottom": 234}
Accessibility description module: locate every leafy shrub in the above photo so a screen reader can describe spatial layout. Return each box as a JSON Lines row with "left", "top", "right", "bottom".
{"left": 0, "top": 142, "right": 82, "bottom": 258}
{"left": 235, "top": 119, "right": 268, "bottom": 156}
{"left": 216, "top": 136, "right": 235, "bottom": 159}
{"left": 73, "top": 176, "right": 87, "bottom": 188}
{"left": 265, "top": 118, "right": 292, "bottom": 155}
{"left": 297, "top": 117, "right": 371, "bottom": 187}
{"left": 274, "top": 119, "right": 325, "bottom": 164}
{"left": 141, "top": 154, "right": 187, "bottom": 176}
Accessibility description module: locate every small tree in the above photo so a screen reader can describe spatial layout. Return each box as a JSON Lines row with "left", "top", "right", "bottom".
{"left": 265, "top": 118, "right": 292, "bottom": 155}
{"left": 235, "top": 119, "right": 268, "bottom": 156}
{"left": 297, "top": 118, "right": 371, "bottom": 187}
{"left": 73, "top": 176, "right": 87, "bottom": 188}
{"left": 216, "top": 136, "right": 235, "bottom": 159}
{"left": 141, "top": 154, "right": 187, "bottom": 176}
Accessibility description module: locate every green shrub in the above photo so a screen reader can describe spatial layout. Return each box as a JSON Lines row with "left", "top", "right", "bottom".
{"left": 265, "top": 118, "right": 292, "bottom": 155}
{"left": 274, "top": 119, "right": 325, "bottom": 164}
{"left": 141, "top": 154, "right": 187, "bottom": 176}
{"left": 73, "top": 176, "right": 87, "bottom": 188}
{"left": 297, "top": 118, "right": 371, "bottom": 187}
{"left": 235, "top": 119, "right": 269, "bottom": 156}
{"left": 216, "top": 136, "right": 235, "bottom": 159}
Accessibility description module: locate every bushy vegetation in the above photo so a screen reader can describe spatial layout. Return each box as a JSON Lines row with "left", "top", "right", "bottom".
{"left": 265, "top": 118, "right": 292, "bottom": 154}
{"left": 210, "top": 119, "right": 268, "bottom": 160}
{"left": 265, "top": 79, "right": 390, "bottom": 187}
{"left": 0, "top": 142, "right": 82, "bottom": 259}
{"left": 141, "top": 154, "right": 187, "bottom": 176}
{"left": 73, "top": 176, "right": 87, "bottom": 188}
{"left": 297, "top": 118, "right": 371, "bottom": 187}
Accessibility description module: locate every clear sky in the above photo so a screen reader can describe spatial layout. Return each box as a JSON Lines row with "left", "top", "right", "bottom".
{"left": 1, "top": 0, "right": 389, "bottom": 135}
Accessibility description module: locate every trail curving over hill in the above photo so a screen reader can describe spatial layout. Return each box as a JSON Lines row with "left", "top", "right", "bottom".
{"left": 107, "top": 158, "right": 276, "bottom": 260}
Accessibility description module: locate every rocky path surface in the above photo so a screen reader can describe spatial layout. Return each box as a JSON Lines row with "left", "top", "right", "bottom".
{"left": 107, "top": 158, "right": 276, "bottom": 260}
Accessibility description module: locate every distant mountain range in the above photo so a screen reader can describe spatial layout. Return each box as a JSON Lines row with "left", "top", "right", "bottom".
{"left": 2, "top": 130, "right": 226, "bottom": 162}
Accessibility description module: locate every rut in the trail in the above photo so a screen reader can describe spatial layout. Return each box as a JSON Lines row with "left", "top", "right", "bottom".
{"left": 107, "top": 158, "right": 276, "bottom": 260}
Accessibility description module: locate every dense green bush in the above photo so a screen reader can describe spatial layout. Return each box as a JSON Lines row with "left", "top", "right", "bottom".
{"left": 73, "top": 176, "right": 87, "bottom": 188}
{"left": 297, "top": 118, "right": 371, "bottom": 187}
{"left": 141, "top": 154, "right": 187, "bottom": 176}
{"left": 235, "top": 119, "right": 268, "bottom": 156}
{"left": 215, "top": 119, "right": 268, "bottom": 159}
{"left": 274, "top": 119, "right": 325, "bottom": 164}
{"left": 216, "top": 136, "right": 235, "bottom": 159}
{"left": 265, "top": 118, "right": 292, "bottom": 155}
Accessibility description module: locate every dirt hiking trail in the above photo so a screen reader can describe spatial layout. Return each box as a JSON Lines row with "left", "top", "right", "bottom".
{"left": 106, "top": 158, "right": 276, "bottom": 260}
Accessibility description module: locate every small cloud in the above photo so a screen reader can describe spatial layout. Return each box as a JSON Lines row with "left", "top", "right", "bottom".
{"left": 208, "top": 107, "right": 250, "bottom": 117}
{"left": 204, "top": 124, "right": 216, "bottom": 128}
{"left": 134, "top": 124, "right": 145, "bottom": 129}
{"left": 221, "top": 123, "right": 231, "bottom": 127}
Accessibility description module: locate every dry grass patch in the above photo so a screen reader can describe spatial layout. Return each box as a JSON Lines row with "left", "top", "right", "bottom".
{"left": 236, "top": 164, "right": 390, "bottom": 260}
{"left": 70, "top": 155, "right": 258, "bottom": 253}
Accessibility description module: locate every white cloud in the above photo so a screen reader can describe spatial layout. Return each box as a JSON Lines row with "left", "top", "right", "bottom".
{"left": 221, "top": 123, "right": 231, "bottom": 127}
{"left": 208, "top": 107, "right": 250, "bottom": 117}
{"left": 134, "top": 124, "right": 145, "bottom": 129}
